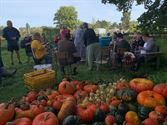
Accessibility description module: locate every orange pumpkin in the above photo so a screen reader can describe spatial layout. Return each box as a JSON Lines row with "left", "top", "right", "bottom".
{"left": 130, "top": 78, "right": 153, "bottom": 93}
{"left": 155, "top": 105, "right": 167, "bottom": 116}
{"left": 70, "top": 80, "right": 83, "bottom": 90}
{"left": 25, "top": 91, "right": 38, "bottom": 103}
{"left": 15, "top": 117, "right": 32, "bottom": 125}
{"left": 143, "top": 118, "right": 160, "bottom": 125}
{"left": 32, "top": 112, "right": 59, "bottom": 125}
{"left": 137, "top": 90, "right": 166, "bottom": 108}
{"left": 149, "top": 111, "right": 164, "bottom": 123}
{"left": 0, "top": 103, "right": 15, "bottom": 125}
{"left": 99, "top": 103, "right": 109, "bottom": 113}
{"left": 109, "top": 97, "right": 121, "bottom": 107}
{"left": 125, "top": 111, "right": 140, "bottom": 125}
{"left": 52, "top": 100, "right": 63, "bottom": 110}
{"left": 153, "top": 84, "right": 167, "bottom": 98}
{"left": 116, "top": 82, "right": 129, "bottom": 90}
{"left": 58, "top": 81, "right": 76, "bottom": 95}
{"left": 83, "top": 85, "right": 98, "bottom": 93}
{"left": 30, "top": 104, "right": 45, "bottom": 116}
{"left": 57, "top": 97, "right": 76, "bottom": 122}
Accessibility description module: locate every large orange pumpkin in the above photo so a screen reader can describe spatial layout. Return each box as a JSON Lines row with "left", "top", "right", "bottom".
{"left": 130, "top": 78, "right": 153, "bottom": 93}
{"left": 137, "top": 90, "right": 166, "bottom": 108}
{"left": 153, "top": 84, "right": 167, "bottom": 98}
{"left": 0, "top": 103, "right": 15, "bottom": 125}
{"left": 32, "top": 112, "right": 59, "bottom": 125}
{"left": 125, "top": 111, "right": 140, "bottom": 125}
{"left": 58, "top": 81, "right": 76, "bottom": 95}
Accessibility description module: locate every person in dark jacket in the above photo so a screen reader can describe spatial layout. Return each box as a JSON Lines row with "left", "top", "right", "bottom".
{"left": 83, "top": 22, "right": 101, "bottom": 71}
{"left": 3, "top": 20, "right": 21, "bottom": 65}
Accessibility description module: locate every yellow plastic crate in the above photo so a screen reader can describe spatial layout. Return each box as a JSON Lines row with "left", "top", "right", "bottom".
{"left": 24, "top": 69, "right": 56, "bottom": 90}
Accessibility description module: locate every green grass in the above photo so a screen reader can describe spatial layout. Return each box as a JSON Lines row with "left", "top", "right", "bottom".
{"left": 0, "top": 37, "right": 167, "bottom": 102}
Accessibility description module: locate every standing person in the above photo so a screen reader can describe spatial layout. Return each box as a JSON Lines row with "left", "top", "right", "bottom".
{"left": 20, "top": 33, "right": 33, "bottom": 63}
{"left": 74, "top": 24, "right": 86, "bottom": 61}
{"left": 60, "top": 26, "right": 70, "bottom": 40}
{"left": 3, "top": 20, "right": 21, "bottom": 65}
{"left": 83, "top": 22, "right": 101, "bottom": 71}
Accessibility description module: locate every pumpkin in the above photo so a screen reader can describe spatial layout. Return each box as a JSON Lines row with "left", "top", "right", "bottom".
{"left": 115, "top": 111, "right": 124, "bottom": 125}
{"left": 130, "top": 78, "right": 153, "bottom": 93}
{"left": 153, "top": 84, "right": 167, "bottom": 98}
{"left": 116, "top": 88, "right": 137, "bottom": 102}
{"left": 15, "top": 108, "right": 35, "bottom": 119}
{"left": 109, "top": 97, "right": 121, "bottom": 107}
{"left": 143, "top": 118, "right": 160, "bottom": 125}
{"left": 76, "top": 103, "right": 97, "bottom": 123}
{"left": 94, "top": 108, "right": 106, "bottom": 122}
{"left": 74, "top": 90, "right": 87, "bottom": 100}
{"left": 70, "top": 80, "right": 83, "bottom": 90}
{"left": 118, "top": 102, "right": 129, "bottom": 114}
{"left": 83, "top": 85, "right": 98, "bottom": 93}
{"left": 36, "top": 95, "right": 48, "bottom": 101}
{"left": 99, "top": 103, "right": 109, "bottom": 113}
{"left": 137, "top": 90, "right": 166, "bottom": 108}
{"left": 62, "top": 115, "right": 81, "bottom": 125}
{"left": 58, "top": 97, "right": 76, "bottom": 122}
{"left": 109, "top": 105, "right": 117, "bottom": 116}
{"left": 32, "top": 112, "right": 59, "bottom": 125}
{"left": 58, "top": 81, "right": 76, "bottom": 95}
{"left": 137, "top": 105, "right": 152, "bottom": 120}
{"left": 149, "top": 111, "right": 164, "bottom": 123}
{"left": 125, "top": 111, "right": 140, "bottom": 125}
{"left": 155, "top": 105, "right": 167, "bottom": 116}
{"left": 25, "top": 91, "right": 38, "bottom": 103}
{"left": 52, "top": 100, "right": 63, "bottom": 110}
{"left": 48, "top": 91, "right": 59, "bottom": 100}
{"left": 0, "top": 103, "right": 15, "bottom": 125}
{"left": 15, "top": 117, "right": 32, "bottom": 125}
{"left": 116, "top": 82, "right": 129, "bottom": 90}
{"left": 105, "top": 115, "right": 115, "bottom": 125}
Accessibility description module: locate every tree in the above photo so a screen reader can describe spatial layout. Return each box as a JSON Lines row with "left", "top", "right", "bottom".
{"left": 102, "top": 0, "right": 167, "bottom": 33}
{"left": 95, "top": 20, "right": 110, "bottom": 29}
{"left": 121, "top": 11, "right": 131, "bottom": 32}
{"left": 53, "top": 6, "right": 79, "bottom": 30}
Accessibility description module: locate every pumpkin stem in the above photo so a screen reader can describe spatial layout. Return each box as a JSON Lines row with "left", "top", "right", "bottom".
{"left": 44, "top": 113, "right": 50, "bottom": 121}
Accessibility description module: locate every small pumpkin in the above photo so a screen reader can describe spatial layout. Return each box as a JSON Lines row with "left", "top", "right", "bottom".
{"left": 32, "top": 112, "right": 59, "bottom": 125}
{"left": 0, "top": 103, "right": 15, "bottom": 125}
{"left": 105, "top": 115, "right": 116, "bottom": 125}
{"left": 58, "top": 81, "right": 76, "bottom": 95}
{"left": 52, "top": 100, "right": 63, "bottom": 110}
{"left": 153, "top": 84, "right": 167, "bottom": 98}
{"left": 137, "top": 90, "right": 166, "bottom": 108}
{"left": 62, "top": 115, "right": 81, "bottom": 125}
{"left": 149, "top": 111, "right": 164, "bottom": 123}
{"left": 99, "top": 103, "right": 109, "bottom": 113}
{"left": 125, "top": 111, "right": 140, "bottom": 125}
{"left": 155, "top": 105, "right": 167, "bottom": 116}
{"left": 70, "top": 80, "right": 83, "bottom": 90}
{"left": 14, "top": 117, "right": 32, "bottom": 125}
{"left": 94, "top": 108, "right": 106, "bottom": 122}
{"left": 25, "top": 91, "right": 38, "bottom": 103}
{"left": 137, "top": 105, "right": 152, "bottom": 121}
{"left": 30, "top": 104, "right": 45, "bottom": 116}
{"left": 109, "top": 97, "right": 121, "bottom": 107}
{"left": 83, "top": 85, "right": 98, "bottom": 93}
{"left": 118, "top": 102, "right": 129, "bottom": 114}
{"left": 109, "top": 105, "right": 117, "bottom": 116}
{"left": 130, "top": 78, "right": 153, "bottom": 93}
{"left": 116, "top": 82, "right": 129, "bottom": 90}
{"left": 143, "top": 118, "right": 160, "bottom": 125}
{"left": 115, "top": 111, "right": 124, "bottom": 125}
{"left": 15, "top": 108, "right": 35, "bottom": 119}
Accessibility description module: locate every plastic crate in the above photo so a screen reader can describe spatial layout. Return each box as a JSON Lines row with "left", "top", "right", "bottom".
{"left": 99, "top": 37, "right": 111, "bottom": 47}
{"left": 24, "top": 69, "right": 56, "bottom": 90}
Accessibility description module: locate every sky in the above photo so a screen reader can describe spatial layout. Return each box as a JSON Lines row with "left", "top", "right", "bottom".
{"left": 0, "top": 0, "right": 146, "bottom": 28}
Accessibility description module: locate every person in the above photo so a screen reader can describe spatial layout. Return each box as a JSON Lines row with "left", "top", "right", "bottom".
{"left": 31, "top": 32, "right": 52, "bottom": 65}
{"left": 53, "top": 35, "right": 60, "bottom": 47}
{"left": 60, "top": 26, "right": 70, "bottom": 40}
{"left": 74, "top": 24, "right": 86, "bottom": 61}
{"left": 131, "top": 32, "right": 145, "bottom": 53}
{"left": 3, "top": 20, "right": 21, "bottom": 65}
{"left": 83, "top": 22, "right": 101, "bottom": 71}
{"left": 20, "top": 33, "right": 33, "bottom": 63}
{"left": 58, "top": 32, "right": 81, "bottom": 75}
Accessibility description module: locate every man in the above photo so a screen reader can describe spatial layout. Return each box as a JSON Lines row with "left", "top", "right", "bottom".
{"left": 3, "top": 20, "right": 21, "bottom": 65}
{"left": 58, "top": 32, "right": 80, "bottom": 75}
{"left": 83, "top": 22, "right": 101, "bottom": 71}
{"left": 31, "top": 32, "right": 52, "bottom": 64}
{"left": 74, "top": 24, "right": 86, "bottom": 61}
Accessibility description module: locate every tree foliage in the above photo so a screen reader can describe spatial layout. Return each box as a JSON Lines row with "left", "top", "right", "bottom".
{"left": 102, "top": 0, "right": 167, "bottom": 33}
{"left": 53, "top": 6, "right": 79, "bottom": 30}
{"left": 121, "top": 11, "right": 131, "bottom": 32}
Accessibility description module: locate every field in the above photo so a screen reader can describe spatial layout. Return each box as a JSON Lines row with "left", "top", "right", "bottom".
{"left": 0, "top": 37, "right": 167, "bottom": 102}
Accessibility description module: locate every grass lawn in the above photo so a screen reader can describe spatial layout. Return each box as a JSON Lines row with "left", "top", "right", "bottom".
{"left": 0, "top": 37, "right": 167, "bottom": 102}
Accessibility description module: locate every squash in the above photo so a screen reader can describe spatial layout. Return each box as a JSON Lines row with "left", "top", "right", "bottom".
{"left": 125, "top": 111, "right": 140, "bottom": 125}
{"left": 109, "top": 105, "right": 117, "bottom": 116}
{"left": 155, "top": 105, "right": 167, "bottom": 116}
{"left": 14, "top": 117, "right": 32, "bottom": 125}
{"left": 58, "top": 81, "right": 76, "bottom": 95}
{"left": 127, "top": 102, "right": 138, "bottom": 112}
{"left": 153, "top": 84, "right": 167, "bottom": 98}
{"left": 92, "top": 122, "right": 105, "bottom": 125}
{"left": 137, "top": 90, "right": 166, "bottom": 108}
{"left": 99, "top": 103, "right": 109, "bottom": 113}
{"left": 149, "top": 111, "right": 164, "bottom": 123}
{"left": 94, "top": 108, "right": 106, "bottom": 122}
{"left": 116, "top": 82, "right": 129, "bottom": 90}
{"left": 137, "top": 105, "right": 152, "bottom": 120}
{"left": 58, "top": 97, "right": 76, "bottom": 122}
{"left": 116, "top": 88, "right": 137, "bottom": 102}
{"left": 83, "top": 85, "right": 98, "bottom": 93}
{"left": 118, "top": 102, "right": 129, "bottom": 114}
{"left": 105, "top": 115, "right": 116, "bottom": 125}
{"left": 15, "top": 108, "right": 35, "bottom": 119}
{"left": 32, "top": 112, "right": 59, "bottom": 125}
{"left": 115, "top": 111, "right": 124, "bottom": 125}
{"left": 62, "top": 115, "right": 81, "bottom": 125}
{"left": 0, "top": 103, "right": 15, "bottom": 125}
{"left": 143, "top": 118, "right": 160, "bottom": 125}
{"left": 44, "top": 106, "right": 58, "bottom": 115}
{"left": 130, "top": 78, "right": 153, "bottom": 93}
{"left": 30, "top": 104, "right": 45, "bottom": 116}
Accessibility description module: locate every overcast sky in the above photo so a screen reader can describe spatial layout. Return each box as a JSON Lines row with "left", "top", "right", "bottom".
{"left": 0, "top": 0, "right": 145, "bottom": 28}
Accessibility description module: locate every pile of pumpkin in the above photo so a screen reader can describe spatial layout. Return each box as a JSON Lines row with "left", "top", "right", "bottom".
{"left": 1, "top": 78, "right": 167, "bottom": 125}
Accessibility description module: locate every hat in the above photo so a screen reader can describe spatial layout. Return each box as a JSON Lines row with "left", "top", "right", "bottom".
{"left": 117, "top": 33, "right": 123, "bottom": 38}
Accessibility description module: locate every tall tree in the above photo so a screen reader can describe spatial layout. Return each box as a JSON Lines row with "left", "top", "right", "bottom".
{"left": 102, "top": 0, "right": 167, "bottom": 33}
{"left": 53, "top": 6, "right": 79, "bottom": 30}
{"left": 121, "top": 11, "right": 131, "bottom": 32}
